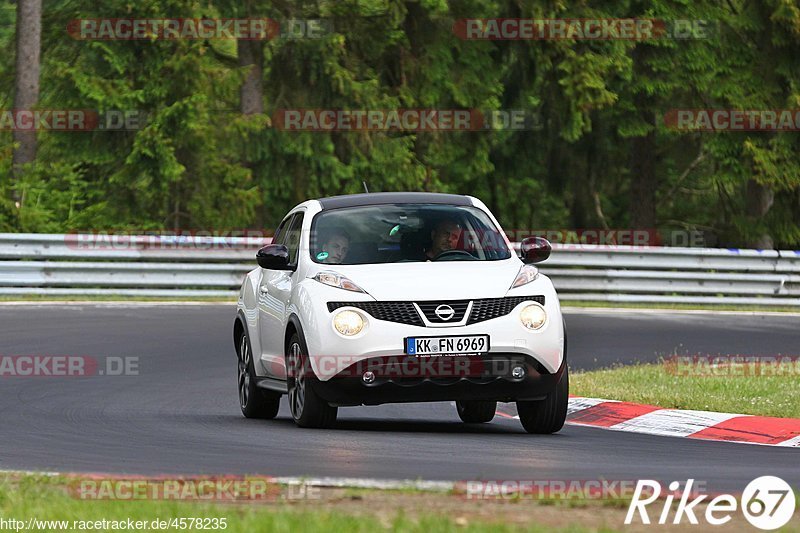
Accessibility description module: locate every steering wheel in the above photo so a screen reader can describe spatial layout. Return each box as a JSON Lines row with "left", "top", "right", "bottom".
{"left": 431, "top": 250, "right": 476, "bottom": 261}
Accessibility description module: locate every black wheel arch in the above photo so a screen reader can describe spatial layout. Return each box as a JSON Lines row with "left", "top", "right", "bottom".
{"left": 233, "top": 311, "right": 247, "bottom": 357}
{"left": 285, "top": 313, "right": 309, "bottom": 355}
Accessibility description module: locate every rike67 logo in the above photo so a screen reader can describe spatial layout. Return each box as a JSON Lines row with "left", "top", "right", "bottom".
{"left": 626, "top": 476, "right": 796, "bottom": 530}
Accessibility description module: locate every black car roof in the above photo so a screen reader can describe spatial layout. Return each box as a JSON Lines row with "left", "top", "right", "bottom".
{"left": 317, "top": 192, "right": 472, "bottom": 210}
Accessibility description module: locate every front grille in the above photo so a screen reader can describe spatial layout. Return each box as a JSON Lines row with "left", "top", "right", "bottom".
{"left": 415, "top": 300, "right": 470, "bottom": 323}
{"left": 467, "top": 295, "right": 545, "bottom": 325}
{"left": 328, "top": 295, "right": 544, "bottom": 327}
{"left": 328, "top": 301, "right": 423, "bottom": 326}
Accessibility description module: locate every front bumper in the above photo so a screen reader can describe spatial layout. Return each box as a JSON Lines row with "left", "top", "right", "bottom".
{"left": 298, "top": 288, "right": 564, "bottom": 381}
{"left": 312, "top": 352, "right": 566, "bottom": 406}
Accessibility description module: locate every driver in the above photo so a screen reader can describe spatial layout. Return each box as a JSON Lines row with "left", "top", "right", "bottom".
{"left": 425, "top": 219, "right": 462, "bottom": 260}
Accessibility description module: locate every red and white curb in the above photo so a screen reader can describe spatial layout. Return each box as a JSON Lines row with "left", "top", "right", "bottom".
{"left": 503, "top": 397, "right": 800, "bottom": 447}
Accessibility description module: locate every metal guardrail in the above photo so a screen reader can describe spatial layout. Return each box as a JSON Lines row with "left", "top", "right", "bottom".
{"left": 532, "top": 246, "right": 800, "bottom": 305}
{"left": 1, "top": 233, "right": 799, "bottom": 305}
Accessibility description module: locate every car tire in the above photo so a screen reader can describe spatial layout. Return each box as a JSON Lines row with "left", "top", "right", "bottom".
{"left": 517, "top": 365, "right": 569, "bottom": 434}
{"left": 238, "top": 331, "right": 281, "bottom": 419}
{"left": 286, "top": 332, "right": 338, "bottom": 429}
{"left": 455, "top": 400, "right": 497, "bottom": 423}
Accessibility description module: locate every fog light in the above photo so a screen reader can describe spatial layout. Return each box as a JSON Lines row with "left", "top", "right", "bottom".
{"left": 362, "top": 371, "right": 375, "bottom": 384}
{"left": 511, "top": 366, "right": 526, "bottom": 379}
{"left": 333, "top": 310, "right": 365, "bottom": 336}
{"left": 519, "top": 303, "right": 546, "bottom": 330}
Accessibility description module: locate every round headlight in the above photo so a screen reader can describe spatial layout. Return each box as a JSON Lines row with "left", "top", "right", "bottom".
{"left": 333, "top": 310, "right": 365, "bottom": 336}
{"left": 519, "top": 304, "right": 547, "bottom": 330}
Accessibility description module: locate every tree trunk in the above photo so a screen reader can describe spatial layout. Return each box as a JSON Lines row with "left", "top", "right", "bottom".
{"left": 629, "top": 42, "right": 658, "bottom": 230}
{"left": 11, "top": 0, "right": 42, "bottom": 205}
{"left": 238, "top": 39, "right": 264, "bottom": 115}
{"left": 745, "top": 179, "right": 774, "bottom": 249}
{"left": 629, "top": 127, "right": 657, "bottom": 229}
{"left": 238, "top": 36, "right": 264, "bottom": 226}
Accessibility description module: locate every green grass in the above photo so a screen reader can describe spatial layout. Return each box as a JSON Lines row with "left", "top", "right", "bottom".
{"left": 572, "top": 362, "right": 800, "bottom": 418}
{"left": 0, "top": 475, "right": 599, "bottom": 533}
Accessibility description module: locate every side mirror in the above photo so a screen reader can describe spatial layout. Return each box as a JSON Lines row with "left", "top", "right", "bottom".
{"left": 256, "top": 244, "right": 292, "bottom": 270}
{"left": 520, "top": 237, "right": 551, "bottom": 264}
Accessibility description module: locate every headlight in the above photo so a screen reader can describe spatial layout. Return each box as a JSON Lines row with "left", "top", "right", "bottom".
{"left": 313, "top": 271, "right": 365, "bottom": 293}
{"left": 519, "top": 303, "right": 546, "bottom": 330}
{"left": 333, "top": 310, "right": 365, "bottom": 336}
{"left": 510, "top": 264, "right": 539, "bottom": 289}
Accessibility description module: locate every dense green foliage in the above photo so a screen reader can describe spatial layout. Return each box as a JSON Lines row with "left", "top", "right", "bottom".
{"left": 1, "top": 0, "right": 798, "bottom": 247}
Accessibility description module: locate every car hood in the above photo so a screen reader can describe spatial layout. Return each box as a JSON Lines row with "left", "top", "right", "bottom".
{"left": 316, "top": 259, "right": 523, "bottom": 301}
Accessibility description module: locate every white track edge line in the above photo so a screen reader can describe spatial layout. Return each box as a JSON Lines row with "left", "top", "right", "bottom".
{"left": 0, "top": 470, "right": 455, "bottom": 491}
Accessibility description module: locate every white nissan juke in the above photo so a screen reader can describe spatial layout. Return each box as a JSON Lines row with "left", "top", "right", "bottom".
{"left": 233, "top": 192, "right": 568, "bottom": 433}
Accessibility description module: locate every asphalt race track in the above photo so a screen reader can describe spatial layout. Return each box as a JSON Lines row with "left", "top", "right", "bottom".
{"left": 0, "top": 304, "right": 797, "bottom": 492}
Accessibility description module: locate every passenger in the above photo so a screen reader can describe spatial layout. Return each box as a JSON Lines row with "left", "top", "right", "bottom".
{"left": 318, "top": 229, "right": 351, "bottom": 264}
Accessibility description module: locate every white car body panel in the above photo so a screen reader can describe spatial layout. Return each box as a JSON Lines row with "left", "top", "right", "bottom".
{"left": 237, "top": 195, "right": 564, "bottom": 384}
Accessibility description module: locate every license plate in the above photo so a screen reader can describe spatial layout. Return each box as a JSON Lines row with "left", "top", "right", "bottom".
{"left": 405, "top": 335, "right": 489, "bottom": 356}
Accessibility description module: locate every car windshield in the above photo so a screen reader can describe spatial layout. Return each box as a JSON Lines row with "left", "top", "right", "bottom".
{"left": 310, "top": 203, "right": 512, "bottom": 265}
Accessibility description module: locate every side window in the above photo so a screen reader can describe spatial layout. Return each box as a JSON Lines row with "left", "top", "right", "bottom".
{"left": 284, "top": 213, "right": 304, "bottom": 265}
{"left": 272, "top": 215, "right": 294, "bottom": 245}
